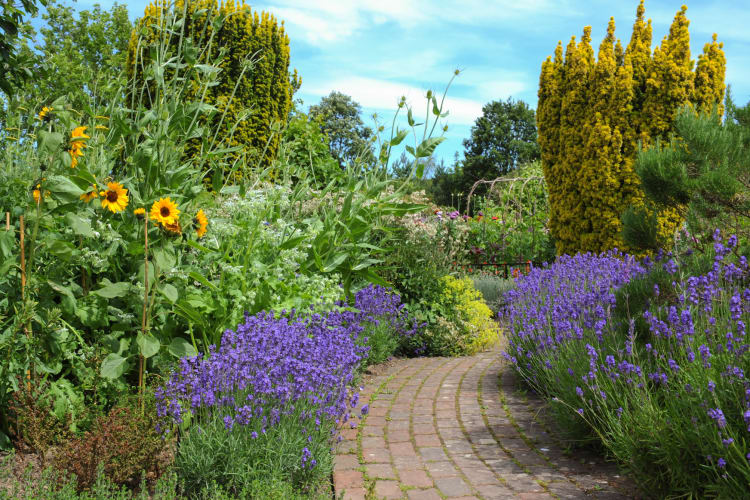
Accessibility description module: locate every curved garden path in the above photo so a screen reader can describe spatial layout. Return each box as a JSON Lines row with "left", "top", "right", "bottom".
{"left": 334, "top": 349, "right": 638, "bottom": 500}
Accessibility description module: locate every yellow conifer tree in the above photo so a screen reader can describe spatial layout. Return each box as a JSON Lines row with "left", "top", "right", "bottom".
{"left": 127, "top": 0, "right": 300, "bottom": 181}
{"left": 537, "top": 2, "right": 726, "bottom": 255}
{"left": 642, "top": 5, "right": 694, "bottom": 142}
{"left": 694, "top": 34, "right": 727, "bottom": 117}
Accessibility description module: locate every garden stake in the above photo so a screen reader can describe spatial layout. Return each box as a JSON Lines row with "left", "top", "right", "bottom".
{"left": 19, "top": 215, "right": 25, "bottom": 301}
{"left": 4, "top": 212, "right": 8, "bottom": 230}
{"left": 19, "top": 215, "right": 32, "bottom": 389}
{"left": 140, "top": 217, "right": 149, "bottom": 413}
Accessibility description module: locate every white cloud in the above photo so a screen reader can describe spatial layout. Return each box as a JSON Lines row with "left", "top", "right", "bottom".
{"left": 263, "top": 0, "right": 569, "bottom": 46}
{"left": 302, "top": 76, "right": 485, "bottom": 126}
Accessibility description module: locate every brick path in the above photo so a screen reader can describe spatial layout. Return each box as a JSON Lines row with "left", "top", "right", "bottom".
{"left": 334, "top": 351, "right": 638, "bottom": 499}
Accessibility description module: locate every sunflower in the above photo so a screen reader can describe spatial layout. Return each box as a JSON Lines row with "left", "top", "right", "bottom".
{"left": 133, "top": 207, "right": 146, "bottom": 219}
{"left": 80, "top": 184, "right": 99, "bottom": 203}
{"left": 38, "top": 106, "right": 53, "bottom": 122}
{"left": 164, "top": 220, "right": 182, "bottom": 235}
{"left": 150, "top": 198, "right": 180, "bottom": 226}
{"left": 68, "top": 126, "right": 90, "bottom": 168}
{"left": 194, "top": 209, "right": 208, "bottom": 238}
{"left": 100, "top": 181, "right": 129, "bottom": 213}
{"left": 33, "top": 187, "right": 42, "bottom": 203}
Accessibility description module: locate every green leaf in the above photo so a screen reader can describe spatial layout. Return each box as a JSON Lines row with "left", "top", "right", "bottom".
{"left": 0, "top": 430, "right": 11, "bottom": 451}
{"left": 168, "top": 337, "right": 198, "bottom": 359}
{"left": 37, "top": 130, "right": 64, "bottom": 155}
{"left": 65, "top": 213, "right": 95, "bottom": 237}
{"left": 174, "top": 299, "right": 204, "bottom": 325}
{"left": 46, "top": 239, "right": 75, "bottom": 261}
{"left": 278, "top": 235, "right": 306, "bottom": 251}
{"left": 188, "top": 272, "right": 218, "bottom": 291}
{"left": 0, "top": 231, "right": 15, "bottom": 258}
{"left": 389, "top": 129, "right": 409, "bottom": 147}
{"left": 379, "top": 203, "right": 427, "bottom": 215}
{"left": 407, "top": 107, "right": 415, "bottom": 127}
{"left": 47, "top": 280, "right": 76, "bottom": 303}
{"left": 415, "top": 137, "right": 445, "bottom": 158}
{"left": 160, "top": 283, "right": 179, "bottom": 303}
{"left": 100, "top": 353, "right": 129, "bottom": 380}
{"left": 45, "top": 175, "right": 85, "bottom": 202}
{"left": 432, "top": 96, "right": 441, "bottom": 116}
{"left": 153, "top": 248, "right": 176, "bottom": 271}
{"left": 363, "top": 268, "right": 390, "bottom": 288}
{"left": 185, "top": 240, "right": 212, "bottom": 252}
{"left": 136, "top": 333, "right": 161, "bottom": 358}
{"left": 322, "top": 252, "right": 348, "bottom": 273}
{"left": 416, "top": 162, "right": 425, "bottom": 179}
{"left": 352, "top": 258, "right": 382, "bottom": 271}
{"left": 91, "top": 280, "right": 131, "bottom": 299}
{"left": 0, "top": 257, "right": 16, "bottom": 276}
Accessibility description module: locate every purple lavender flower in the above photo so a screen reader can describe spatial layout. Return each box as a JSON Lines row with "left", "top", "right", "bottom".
{"left": 708, "top": 408, "right": 727, "bottom": 428}
{"left": 361, "top": 404, "right": 369, "bottom": 415}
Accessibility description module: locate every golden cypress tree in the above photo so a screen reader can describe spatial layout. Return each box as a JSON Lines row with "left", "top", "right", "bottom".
{"left": 625, "top": 0, "right": 653, "bottom": 152}
{"left": 642, "top": 5, "right": 694, "bottom": 142}
{"left": 537, "top": 42, "right": 564, "bottom": 252}
{"left": 694, "top": 33, "right": 726, "bottom": 116}
{"left": 578, "top": 18, "right": 637, "bottom": 252}
{"left": 127, "top": 0, "right": 299, "bottom": 181}
{"left": 537, "top": 2, "right": 726, "bottom": 255}
{"left": 551, "top": 29, "right": 596, "bottom": 254}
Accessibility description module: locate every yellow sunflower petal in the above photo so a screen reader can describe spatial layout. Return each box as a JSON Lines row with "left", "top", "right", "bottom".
{"left": 150, "top": 197, "right": 180, "bottom": 226}
{"left": 100, "top": 181, "right": 129, "bottom": 213}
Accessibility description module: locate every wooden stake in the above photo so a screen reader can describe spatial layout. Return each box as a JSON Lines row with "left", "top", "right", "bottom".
{"left": 139, "top": 218, "right": 149, "bottom": 411}
{"left": 19, "top": 215, "right": 25, "bottom": 301}
{"left": 19, "top": 215, "right": 31, "bottom": 389}
{"left": 4, "top": 212, "right": 9, "bottom": 230}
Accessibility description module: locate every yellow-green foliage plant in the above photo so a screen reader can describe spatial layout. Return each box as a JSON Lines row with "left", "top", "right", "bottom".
{"left": 422, "top": 276, "right": 499, "bottom": 356}
{"left": 537, "top": 1, "right": 726, "bottom": 255}
{"left": 127, "top": 0, "right": 300, "bottom": 182}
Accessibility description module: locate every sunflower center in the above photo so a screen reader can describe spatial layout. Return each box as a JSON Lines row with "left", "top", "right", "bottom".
{"left": 107, "top": 190, "right": 119, "bottom": 202}
{"left": 161, "top": 206, "right": 171, "bottom": 217}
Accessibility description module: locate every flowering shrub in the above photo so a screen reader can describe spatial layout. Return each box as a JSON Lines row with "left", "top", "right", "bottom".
{"left": 404, "top": 275, "right": 499, "bottom": 356}
{"left": 503, "top": 233, "right": 750, "bottom": 497}
{"left": 155, "top": 284, "right": 413, "bottom": 494}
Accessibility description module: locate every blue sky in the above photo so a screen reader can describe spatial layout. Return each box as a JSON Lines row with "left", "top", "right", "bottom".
{"left": 70, "top": 0, "right": 750, "bottom": 168}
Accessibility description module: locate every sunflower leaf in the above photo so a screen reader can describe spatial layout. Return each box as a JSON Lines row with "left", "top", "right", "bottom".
{"left": 160, "top": 283, "right": 179, "bottom": 303}
{"left": 91, "top": 280, "right": 131, "bottom": 299}
{"left": 65, "top": 213, "right": 95, "bottom": 238}
{"left": 100, "top": 353, "right": 129, "bottom": 380}
{"left": 136, "top": 333, "right": 161, "bottom": 359}
{"left": 168, "top": 337, "right": 198, "bottom": 359}
{"left": 46, "top": 175, "right": 85, "bottom": 203}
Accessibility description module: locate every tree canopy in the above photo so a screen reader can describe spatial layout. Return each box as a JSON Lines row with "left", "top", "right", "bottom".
{"left": 458, "top": 97, "right": 540, "bottom": 198}
{"left": 308, "top": 91, "right": 375, "bottom": 168}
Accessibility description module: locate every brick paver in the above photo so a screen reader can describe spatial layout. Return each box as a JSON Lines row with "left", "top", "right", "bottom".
{"left": 335, "top": 351, "right": 638, "bottom": 499}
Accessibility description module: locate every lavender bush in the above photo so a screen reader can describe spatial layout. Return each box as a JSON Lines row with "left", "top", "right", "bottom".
{"left": 503, "top": 234, "right": 750, "bottom": 497}
{"left": 155, "top": 285, "right": 415, "bottom": 495}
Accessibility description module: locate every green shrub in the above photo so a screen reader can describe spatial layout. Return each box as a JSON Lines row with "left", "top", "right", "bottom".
{"left": 472, "top": 275, "right": 515, "bottom": 314}
{"left": 358, "top": 320, "right": 400, "bottom": 368}
{"left": 405, "top": 275, "right": 499, "bottom": 356}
